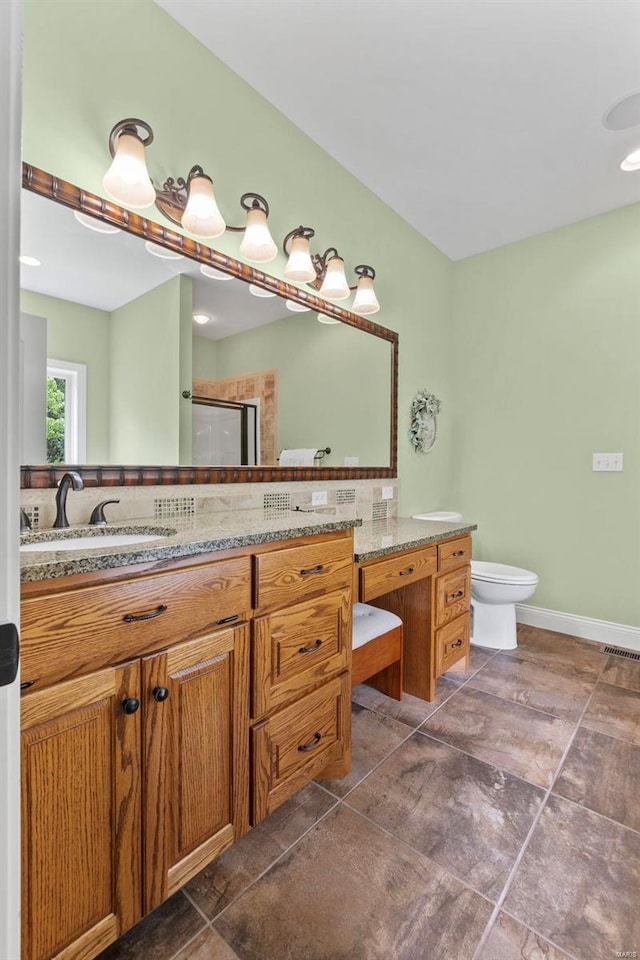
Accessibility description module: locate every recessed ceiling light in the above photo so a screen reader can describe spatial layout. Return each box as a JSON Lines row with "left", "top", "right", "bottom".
{"left": 73, "top": 210, "right": 121, "bottom": 234}
{"left": 145, "top": 240, "right": 183, "bottom": 260}
{"left": 317, "top": 314, "right": 340, "bottom": 325}
{"left": 193, "top": 313, "right": 210, "bottom": 325}
{"left": 620, "top": 147, "right": 640, "bottom": 172}
{"left": 200, "top": 264, "right": 233, "bottom": 280}
{"left": 286, "top": 300, "right": 311, "bottom": 312}
{"left": 19, "top": 255, "right": 41, "bottom": 267}
{"left": 603, "top": 92, "right": 640, "bottom": 131}
{"left": 249, "top": 284, "right": 276, "bottom": 298}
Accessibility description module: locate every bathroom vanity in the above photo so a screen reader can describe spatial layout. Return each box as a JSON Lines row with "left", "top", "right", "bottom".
{"left": 19, "top": 513, "right": 474, "bottom": 960}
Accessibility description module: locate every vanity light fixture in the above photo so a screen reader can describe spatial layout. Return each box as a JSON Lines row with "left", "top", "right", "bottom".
{"left": 73, "top": 210, "right": 121, "bottom": 234}
{"left": 145, "top": 240, "right": 183, "bottom": 260}
{"left": 200, "top": 264, "right": 233, "bottom": 281}
{"left": 105, "top": 119, "right": 277, "bottom": 254}
{"left": 620, "top": 147, "right": 640, "bottom": 171}
{"left": 192, "top": 313, "right": 210, "bottom": 325}
{"left": 249, "top": 284, "right": 277, "bottom": 298}
{"left": 19, "top": 255, "right": 41, "bottom": 267}
{"left": 285, "top": 299, "right": 311, "bottom": 312}
{"left": 283, "top": 226, "right": 380, "bottom": 314}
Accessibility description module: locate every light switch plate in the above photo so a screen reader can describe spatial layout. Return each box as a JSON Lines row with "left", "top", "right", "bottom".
{"left": 382, "top": 486, "right": 394, "bottom": 500}
{"left": 344, "top": 456, "right": 359, "bottom": 466}
{"left": 311, "top": 490, "right": 328, "bottom": 506}
{"left": 592, "top": 453, "right": 623, "bottom": 472}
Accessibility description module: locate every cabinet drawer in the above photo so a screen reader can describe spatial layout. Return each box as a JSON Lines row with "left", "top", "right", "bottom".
{"left": 360, "top": 546, "right": 437, "bottom": 602}
{"left": 254, "top": 536, "right": 352, "bottom": 613}
{"left": 436, "top": 615, "right": 470, "bottom": 676}
{"left": 252, "top": 673, "right": 350, "bottom": 823}
{"left": 435, "top": 566, "right": 471, "bottom": 626}
{"left": 21, "top": 556, "right": 252, "bottom": 689}
{"left": 438, "top": 536, "right": 472, "bottom": 572}
{"left": 252, "top": 589, "right": 350, "bottom": 719}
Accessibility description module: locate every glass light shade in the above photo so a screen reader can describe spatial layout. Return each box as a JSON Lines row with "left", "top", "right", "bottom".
{"left": 352, "top": 275, "right": 380, "bottom": 315}
{"left": 193, "top": 313, "right": 210, "bottom": 325}
{"left": 103, "top": 132, "right": 156, "bottom": 209}
{"left": 74, "top": 211, "right": 121, "bottom": 234}
{"left": 286, "top": 299, "right": 311, "bottom": 312}
{"left": 239, "top": 208, "right": 278, "bottom": 263}
{"left": 249, "top": 284, "right": 276, "bottom": 298}
{"left": 145, "top": 240, "right": 183, "bottom": 260}
{"left": 181, "top": 174, "right": 226, "bottom": 238}
{"left": 200, "top": 264, "right": 233, "bottom": 280}
{"left": 620, "top": 147, "right": 640, "bottom": 171}
{"left": 319, "top": 256, "right": 350, "bottom": 300}
{"left": 317, "top": 314, "right": 340, "bottom": 325}
{"left": 284, "top": 235, "right": 316, "bottom": 282}
{"left": 19, "top": 256, "right": 41, "bottom": 267}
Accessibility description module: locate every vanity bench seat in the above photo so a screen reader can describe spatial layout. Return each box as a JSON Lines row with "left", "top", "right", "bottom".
{"left": 354, "top": 518, "right": 477, "bottom": 701}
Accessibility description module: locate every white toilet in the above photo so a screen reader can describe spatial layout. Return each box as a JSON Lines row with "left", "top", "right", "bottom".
{"left": 411, "top": 511, "right": 538, "bottom": 651}
{"left": 470, "top": 561, "right": 538, "bottom": 650}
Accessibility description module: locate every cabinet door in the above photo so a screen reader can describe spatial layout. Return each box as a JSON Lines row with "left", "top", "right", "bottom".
{"left": 142, "top": 624, "right": 250, "bottom": 913}
{"left": 21, "top": 661, "right": 141, "bottom": 960}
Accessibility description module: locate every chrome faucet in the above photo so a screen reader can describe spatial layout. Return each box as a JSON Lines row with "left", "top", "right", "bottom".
{"left": 53, "top": 471, "right": 84, "bottom": 528}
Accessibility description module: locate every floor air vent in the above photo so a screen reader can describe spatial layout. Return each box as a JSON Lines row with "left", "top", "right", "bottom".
{"left": 602, "top": 645, "right": 640, "bottom": 661}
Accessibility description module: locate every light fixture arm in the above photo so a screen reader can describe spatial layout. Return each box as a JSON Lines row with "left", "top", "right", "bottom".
{"left": 107, "top": 118, "right": 154, "bottom": 159}
{"left": 226, "top": 193, "right": 271, "bottom": 232}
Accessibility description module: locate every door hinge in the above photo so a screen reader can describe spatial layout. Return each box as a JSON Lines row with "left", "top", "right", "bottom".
{"left": 0, "top": 622, "right": 19, "bottom": 687}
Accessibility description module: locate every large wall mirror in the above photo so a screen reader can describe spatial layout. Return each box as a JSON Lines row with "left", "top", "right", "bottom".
{"left": 19, "top": 166, "right": 397, "bottom": 487}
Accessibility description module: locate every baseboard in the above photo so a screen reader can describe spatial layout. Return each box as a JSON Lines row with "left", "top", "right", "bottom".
{"left": 516, "top": 604, "right": 640, "bottom": 652}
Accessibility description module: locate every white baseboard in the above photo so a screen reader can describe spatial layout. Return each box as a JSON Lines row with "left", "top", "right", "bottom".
{"left": 516, "top": 604, "right": 640, "bottom": 652}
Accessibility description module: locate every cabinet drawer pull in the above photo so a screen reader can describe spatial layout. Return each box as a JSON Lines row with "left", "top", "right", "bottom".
{"left": 122, "top": 697, "right": 140, "bottom": 714}
{"left": 298, "top": 732, "right": 322, "bottom": 752}
{"left": 153, "top": 686, "right": 170, "bottom": 703}
{"left": 453, "top": 550, "right": 465, "bottom": 557}
{"left": 399, "top": 565, "right": 416, "bottom": 576}
{"left": 447, "top": 590, "right": 464, "bottom": 601}
{"left": 216, "top": 614, "right": 239, "bottom": 625}
{"left": 299, "top": 639, "right": 323, "bottom": 655}
{"left": 450, "top": 638, "right": 464, "bottom": 649}
{"left": 123, "top": 604, "right": 168, "bottom": 623}
{"left": 20, "top": 679, "right": 36, "bottom": 690}
{"left": 300, "top": 564, "right": 324, "bottom": 576}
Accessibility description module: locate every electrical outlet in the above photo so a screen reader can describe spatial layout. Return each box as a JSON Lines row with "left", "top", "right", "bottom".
{"left": 344, "top": 456, "right": 359, "bottom": 466}
{"left": 311, "top": 490, "right": 328, "bottom": 506}
{"left": 382, "top": 486, "right": 394, "bottom": 500}
{"left": 592, "top": 453, "right": 624, "bottom": 472}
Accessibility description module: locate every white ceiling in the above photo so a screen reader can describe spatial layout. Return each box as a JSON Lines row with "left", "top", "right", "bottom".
{"left": 20, "top": 190, "right": 295, "bottom": 340}
{"left": 156, "top": 0, "right": 640, "bottom": 260}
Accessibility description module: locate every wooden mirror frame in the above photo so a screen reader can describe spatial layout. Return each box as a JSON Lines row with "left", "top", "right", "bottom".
{"left": 20, "top": 164, "right": 398, "bottom": 489}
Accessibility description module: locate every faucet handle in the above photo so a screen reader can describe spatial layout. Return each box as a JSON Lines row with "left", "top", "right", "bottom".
{"left": 89, "top": 500, "right": 120, "bottom": 526}
{"left": 20, "top": 508, "right": 32, "bottom": 532}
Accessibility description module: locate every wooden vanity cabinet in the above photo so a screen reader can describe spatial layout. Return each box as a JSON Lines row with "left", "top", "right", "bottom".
{"left": 20, "top": 557, "right": 252, "bottom": 960}
{"left": 251, "top": 532, "right": 353, "bottom": 824}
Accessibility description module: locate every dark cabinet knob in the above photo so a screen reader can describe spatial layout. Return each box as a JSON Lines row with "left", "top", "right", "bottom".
{"left": 153, "top": 686, "right": 170, "bottom": 703}
{"left": 122, "top": 697, "right": 140, "bottom": 714}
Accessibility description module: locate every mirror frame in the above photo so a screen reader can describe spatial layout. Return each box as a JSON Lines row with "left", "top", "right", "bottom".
{"left": 20, "top": 163, "right": 398, "bottom": 489}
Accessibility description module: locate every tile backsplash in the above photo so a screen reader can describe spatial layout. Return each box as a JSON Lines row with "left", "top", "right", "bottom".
{"left": 20, "top": 479, "right": 398, "bottom": 529}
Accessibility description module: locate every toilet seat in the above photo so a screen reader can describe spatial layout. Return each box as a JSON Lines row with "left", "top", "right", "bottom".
{"left": 471, "top": 560, "right": 538, "bottom": 586}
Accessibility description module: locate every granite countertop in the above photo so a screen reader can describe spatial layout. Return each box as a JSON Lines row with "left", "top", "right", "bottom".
{"left": 354, "top": 517, "right": 477, "bottom": 562}
{"left": 20, "top": 510, "right": 362, "bottom": 583}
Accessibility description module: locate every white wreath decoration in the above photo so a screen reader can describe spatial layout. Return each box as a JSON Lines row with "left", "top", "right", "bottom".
{"left": 408, "top": 390, "right": 441, "bottom": 452}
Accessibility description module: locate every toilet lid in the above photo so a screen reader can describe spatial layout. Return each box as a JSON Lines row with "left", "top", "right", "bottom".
{"left": 471, "top": 560, "right": 538, "bottom": 586}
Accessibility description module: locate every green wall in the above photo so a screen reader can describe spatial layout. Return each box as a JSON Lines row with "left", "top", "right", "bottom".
{"left": 110, "top": 276, "right": 188, "bottom": 464}
{"left": 450, "top": 205, "right": 640, "bottom": 626}
{"left": 213, "top": 313, "right": 391, "bottom": 466}
{"left": 192, "top": 335, "right": 218, "bottom": 382}
{"left": 19, "top": 289, "right": 111, "bottom": 462}
{"left": 22, "top": 0, "right": 454, "bottom": 507}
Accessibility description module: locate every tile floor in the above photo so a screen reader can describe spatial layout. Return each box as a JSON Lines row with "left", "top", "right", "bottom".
{"left": 97, "top": 626, "right": 640, "bottom": 960}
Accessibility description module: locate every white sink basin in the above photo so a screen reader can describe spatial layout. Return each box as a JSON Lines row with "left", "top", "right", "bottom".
{"left": 21, "top": 533, "right": 166, "bottom": 553}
